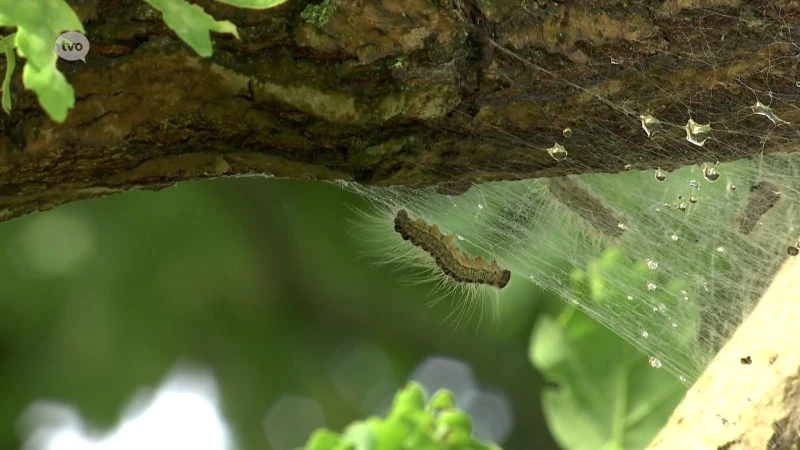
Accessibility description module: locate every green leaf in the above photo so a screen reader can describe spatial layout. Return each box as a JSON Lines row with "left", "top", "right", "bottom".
{"left": 435, "top": 410, "right": 472, "bottom": 438}
{"left": 530, "top": 309, "right": 686, "bottom": 450}
{"left": 300, "top": 383, "right": 501, "bottom": 450}
{"left": 0, "top": 32, "right": 16, "bottom": 115}
{"left": 340, "top": 422, "right": 377, "bottom": 450}
{"left": 389, "top": 381, "right": 426, "bottom": 417}
{"left": 304, "top": 429, "right": 342, "bottom": 450}
{"left": 0, "top": 0, "right": 85, "bottom": 122}
{"left": 426, "top": 390, "right": 456, "bottom": 414}
{"left": 142, "top": 0, "right": 239, "bottom": 57}
{"left": 215, "top": 0, "right": 290, "bottom": 8}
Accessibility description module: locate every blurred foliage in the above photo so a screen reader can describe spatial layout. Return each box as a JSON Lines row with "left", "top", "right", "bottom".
{"left": 0, "top": 178, "right": 554, "bottom": 450}
{"left": 0, "top": 0, "right": 84, "bottom": 122}
{"left": 142, "top": 0, "right": 241, "bottom": 57}
{"left": 531, "top": 307, "right": 685, "bottom": 450}
{"left": 302, "top": 382, "right": 500, "bottom": 450}
{"left": 0, "top": 0, "right": 286, "bottom": 122}
{"left": 0, "top": 32, "right": 15, "bottom": 114}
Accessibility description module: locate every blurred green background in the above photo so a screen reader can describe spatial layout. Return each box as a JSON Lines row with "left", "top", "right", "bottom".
{"left": 0, "top": 177, "right": 685, "bottom": 450}
{"left": 0, "top": 178, "right": 561, "bottom": 450}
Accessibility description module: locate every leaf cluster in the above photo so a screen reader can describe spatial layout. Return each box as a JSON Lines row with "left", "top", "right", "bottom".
{"left": 301, "top": 382, "right": 501, "bottom": 450}
{"left": 0, "top": 0, "right": 287, "bottom": 122}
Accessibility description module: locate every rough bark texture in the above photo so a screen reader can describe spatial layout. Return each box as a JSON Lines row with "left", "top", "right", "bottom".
{"left": 1, "top": 0, "right": 800, "bottom": 223}
{"left": 647, "top": 246, "right": 800, "bottom": 450}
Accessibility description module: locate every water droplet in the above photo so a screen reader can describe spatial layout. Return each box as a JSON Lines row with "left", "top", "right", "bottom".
{"left": 751, "top": 101, "right": 788, "bottom": 125}
{"left": 729, "top": 184, "right": 736, "bottom": 191}
{"left": 688, "top": 179, "right": 701, "bottom": 190}
{"left": 647, "top": 259, "right": 659, "bottom": 270}
{"left": 796, "top": 81, "right": 800, "bottom": 88}
{"left": 623, "top": 163, "right": 633, "bottom": 171}
{"left": 647, "top": 281, "right": 657, "bottom": 291}
{"left": 562, "top": 127, "right": 573, "bottom": 137}
{"left": 626, "top": 295, "right": 634, "bottom": 301}
{"left": 617, "top": 222, "right": 629, "bottom": 231}
{"left": 716, "top": 246, "right": 725, "bottom": 253}
{"left": 655, "top": 169, "right": 667, "bottom": 182}
{"left": 685, "top": 119, "right": 712, "bottom": 146}
{"left": 649, "top": 357, "right": 662, "bottom": 368}
{"left": 656, "top": 303, "right": 666, "bottom": 312}
{"left": 672, "top": 321, "right": 678, "bottom": 328}
{"left": 547, "top": 143, "right": 568, "bottom": 161}
{"left": 703, "top": 165, "right": 721, "bottom": 182}
{"left": 457, "top": 235, "right": 465, "bottom": 241}
{"left": 689, "top": 196, "right": 697, "bottom": 203}
{"left": 670, "top": 234, "right": 679, "bottom": 241}
{"left": 679, "top": 375, "right": 687, "bottom": 382}
{"left": 640, "top": 114, "right": 663, "bottom": 137}
{"left": 642, "top": 330, "right": 649, "bottom": 338}
{"left": 677, "top": 202, "right": 687, "bottom": 212}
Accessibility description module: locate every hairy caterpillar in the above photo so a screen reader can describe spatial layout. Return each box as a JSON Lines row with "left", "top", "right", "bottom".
{"left": 736, "top": 181, "right": 782, "bottom": 235}
{"left": 393, "top": 209, "right": 511, "bottom": 289}
{"left": 546, "top": 177, "right": 628, "bottom": 238}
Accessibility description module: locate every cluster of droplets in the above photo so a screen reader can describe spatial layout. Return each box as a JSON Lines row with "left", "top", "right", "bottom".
{"left": 654, "top": 165, "right": 722, "bottom": 185}
{"left": 640, "top": 101, "right": 784, "bottom": 148}
{"left": 500, "top": 93, "right": 793, "bottom": 378}
{"left": 550, "top": 100, "right": 785, "bottom": 166}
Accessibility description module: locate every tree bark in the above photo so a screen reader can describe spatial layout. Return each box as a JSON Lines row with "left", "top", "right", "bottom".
{"left": 1, "top": 0, "right": 799, "bottom": 222}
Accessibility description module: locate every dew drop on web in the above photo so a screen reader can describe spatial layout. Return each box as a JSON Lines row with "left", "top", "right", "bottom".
{"left": 685, "top": 119, "right": 712, "bottom": 146}
{"left": 640, "top": 114, "right": 663, "bottom": 137}
{"left": 649, "top": 357, "right": 662, "bottom": 368}
{"left": 547, "top": 143, "right": 568, "bottom": 161}
{"left": 703, "top": 165, "right": 721, "bottom": 182}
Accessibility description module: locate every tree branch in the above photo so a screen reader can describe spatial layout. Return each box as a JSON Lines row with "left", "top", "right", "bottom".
{"left": 1, "top": 0, "right": 799, "bottom": 222}
{"left": 647, "top": 247, "right": 800, "bottom": 450}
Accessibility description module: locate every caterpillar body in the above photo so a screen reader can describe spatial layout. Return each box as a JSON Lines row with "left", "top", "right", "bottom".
{"left": 393, "top": 209, "right": 511, "bottom": 289}
{"left": 736, "top": 181, "right": 782, "bottom": 235}
{"left": 546, "top": 177, "right": 627, "bottom": 238}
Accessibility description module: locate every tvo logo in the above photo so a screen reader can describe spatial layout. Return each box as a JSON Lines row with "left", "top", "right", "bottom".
{"left": 55, "top": 31, "right": 90, "bottom": 62}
